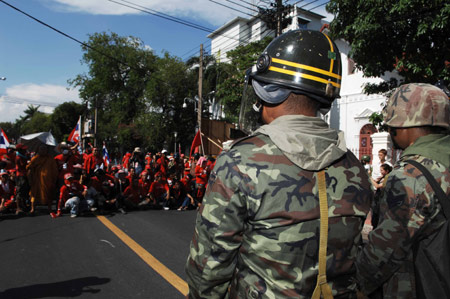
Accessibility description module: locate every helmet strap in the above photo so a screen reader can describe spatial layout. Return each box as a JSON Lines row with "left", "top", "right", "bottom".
{"left": 252, "top": 101, "right": 262, "bottom": 113}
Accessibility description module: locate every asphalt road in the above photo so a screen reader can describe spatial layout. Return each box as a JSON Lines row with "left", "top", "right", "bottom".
{"left": 0, "top": 208, "right": 198, "bottom": 298}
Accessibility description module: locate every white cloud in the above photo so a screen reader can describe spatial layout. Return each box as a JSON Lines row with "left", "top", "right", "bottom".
{"left": 0, "top": 83, "right": 81, "bottom": 123}
{"left": 46, "top": 0, "right": 245, "bottom": 27}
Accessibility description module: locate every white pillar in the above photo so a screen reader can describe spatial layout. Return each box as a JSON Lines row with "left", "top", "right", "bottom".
{"left": 371, "top": 132, "right": 393, "bottom": 165}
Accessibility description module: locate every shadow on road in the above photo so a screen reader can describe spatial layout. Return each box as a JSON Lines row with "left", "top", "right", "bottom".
{"left": 0, "top": 276, "right": 111, "bottom": 298}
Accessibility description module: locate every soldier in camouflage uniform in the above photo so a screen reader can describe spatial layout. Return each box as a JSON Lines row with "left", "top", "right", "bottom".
{"left": 356, "top": 83, "right": 450, "bottom": 298}
{"left": 185, "top": 29, "right": 373, "bottom": 298}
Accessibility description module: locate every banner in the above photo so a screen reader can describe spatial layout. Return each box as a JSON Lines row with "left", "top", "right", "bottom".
{"left": 0, "top": 128, "right": 10, "bottom": 154}
{"left": 68, "top": 116, "right": 81, "bottom": 143}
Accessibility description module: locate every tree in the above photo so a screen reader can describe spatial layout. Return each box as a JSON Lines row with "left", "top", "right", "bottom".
{"left": 69, "top": 32, "right": 158, "bottom": 145}
{"left": 215, "top": 36, "right": 273, "bottom": 123}
{"left": 142, "top": 52, "right": 197, "bottom": 152}
{"left": 20, "top": 112, "right": 52, "bottom": 134}
{"left": 327, "top": 0, "right": 450, "bottom": 93}
{"left": 50, "top": 102, "right": 87, "bottom": 142}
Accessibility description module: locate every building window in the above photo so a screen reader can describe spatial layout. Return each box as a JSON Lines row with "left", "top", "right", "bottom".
{"left": 297, "top": 17, "right": 309, "bottom": 29}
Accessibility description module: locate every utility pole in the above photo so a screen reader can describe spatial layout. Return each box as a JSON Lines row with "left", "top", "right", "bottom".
{"left": 198, "top": 44, "right": 203, "bottom": 142}
{"left": 276, "top": 0, "right": 283, "bottom": 36}
{"left": 94, "top": 102, "right": 98, "bottom": 147}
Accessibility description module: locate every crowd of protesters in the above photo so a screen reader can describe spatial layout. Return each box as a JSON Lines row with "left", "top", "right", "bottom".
{"left": 0, "top": 142, "right": 216, "bottom": 218}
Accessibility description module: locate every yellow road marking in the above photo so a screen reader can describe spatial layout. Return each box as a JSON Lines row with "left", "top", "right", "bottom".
{"left": 96, "top": 215, "right": 189, "bottom": 296}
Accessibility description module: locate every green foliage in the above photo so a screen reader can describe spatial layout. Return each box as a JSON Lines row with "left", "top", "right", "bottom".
{"left": 68, "top": 32, "right": 198, "bottom": 152}
{"left": 50, "top": 102, "right": 86, "bottom": 141}
{"left": 327, "top": 0, "right": 450, "bottom": 93}
{"left": 369, "top": 112, "right": 387, "bottom": 132}
{"left": 20, "top": 112, "right": 52, "bottom": 134}
{"left": 69, "top": 31, "right": 158, "bottom": 146}
{"left": 216, "top": 36, "right": 273, "bottom": 123}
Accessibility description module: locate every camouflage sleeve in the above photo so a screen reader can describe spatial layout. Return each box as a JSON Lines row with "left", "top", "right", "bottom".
{"left": 185, "top": 149, "right": 247, "bottom": 298}
{"left": 356, "top": 160, "right": 443, "bottom": 295}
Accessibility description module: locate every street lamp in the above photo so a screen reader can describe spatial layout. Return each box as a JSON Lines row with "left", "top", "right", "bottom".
{"left": 0, "top": 77, "right": 6, "bottom": 81}
{"left": 183, "top": 97, "right": 200, "bottom": 131}
{"left": 174, "top": 131, "right": 178, "bottom": 155}
{"left": 183, "top": 97, "right": 197, "bottom": 111}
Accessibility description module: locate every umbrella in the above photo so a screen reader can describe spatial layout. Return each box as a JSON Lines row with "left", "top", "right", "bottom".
{"left": 19, "top": 132, "right": 58, "bottom": 153}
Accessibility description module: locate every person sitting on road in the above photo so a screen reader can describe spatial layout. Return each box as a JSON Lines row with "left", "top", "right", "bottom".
{"left": 178, "top": 174, "right": 196, "bottom": 211}
{"left": 85, "top": 168, "right": 115, "bottom": 212}
{"left": 0, "top": 169, "right": 17, "bottom": 213}
{"left": 111, "top": 170, "right": 129, "bottom": 214}
{"left": 57, "top": 173, "right": 90, "bottom": 218}
{"left": 122, "top": 177, "right": 146, "bottom": 210}
{"left": 147, "top": 172, "right": 169, "bottom": 209}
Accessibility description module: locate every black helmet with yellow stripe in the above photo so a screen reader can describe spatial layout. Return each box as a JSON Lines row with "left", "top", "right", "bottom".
{"left": 254, "top": 29, "right": 341, "bottom": 106}
{"left": 239, "top": 29, "right": 342, "bottom": 134}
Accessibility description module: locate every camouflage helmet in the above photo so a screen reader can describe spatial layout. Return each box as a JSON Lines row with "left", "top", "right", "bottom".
{"left": 383, "top": 83, "right": 449, "bottom": 129}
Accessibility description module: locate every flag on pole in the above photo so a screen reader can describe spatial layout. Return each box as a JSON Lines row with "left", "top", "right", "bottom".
{"left": 68, "top": 116, "right": 81, "bottom": 143}
{"left": 190, "top": 130, "right": 202, "bottom": 159}
{"left": 102, "top": 142, "right": 110, "bottom": 167}
{"left": 0, "top": 128, "right": 10, "bottom": 154}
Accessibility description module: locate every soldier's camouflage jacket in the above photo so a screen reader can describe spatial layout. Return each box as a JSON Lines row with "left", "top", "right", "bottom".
{"left": 357, "top": 133, "right": 450, "bottom": 298}
{"left": 185, "top": 115, "right": 373, "bottom": 298}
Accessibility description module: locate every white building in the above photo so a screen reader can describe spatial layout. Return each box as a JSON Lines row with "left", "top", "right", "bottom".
{"left": 207, "top": 6, "right": 401, "bottom": 163}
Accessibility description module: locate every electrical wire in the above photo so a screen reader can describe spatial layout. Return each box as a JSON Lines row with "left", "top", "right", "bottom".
{"left": 0, "top": 96, "right": 60, "bottom": 108}
{"left": 240, "top": 0, "right": 260, "bottom": 8}
{"left": 309, "top": 1, "right": 328, "bottom": 11}
{"left": 300, "top": 0, "right": 320, "bottom": 9}
{"left": 224, "top": 0, "right": 259, "bottom": 13}
{"left": 108, "top": 0, "right": 242, "bottom": 42}
{"left": 207, "top": 0, "right": 254, "bottom": 17}
{"left": 107, "top": 0, "right": 215, "bottom": 33}
{"left": 0, "top": 0, "right": 147, "bottom": 75}
{"left": 183, "top": 21, "right": 273, "bottom": 61}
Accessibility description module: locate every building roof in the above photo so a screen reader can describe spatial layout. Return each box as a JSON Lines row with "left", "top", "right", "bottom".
{"left": 207, "top": 6, "right": 326, "bottom": 39}
{"left": 207, "top": 16, "right": 251, "bottom": 38}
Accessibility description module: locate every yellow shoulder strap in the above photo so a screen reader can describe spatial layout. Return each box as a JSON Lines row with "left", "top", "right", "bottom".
{"left": 311, "top": 170, "right": 334, "bottom": 299}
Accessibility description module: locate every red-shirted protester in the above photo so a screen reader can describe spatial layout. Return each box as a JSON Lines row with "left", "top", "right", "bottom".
{"left": 0, "top": 134, "right": 215, "bottom": 217}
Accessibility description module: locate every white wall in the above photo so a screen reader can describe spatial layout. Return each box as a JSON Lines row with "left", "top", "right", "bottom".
{"left": 208, "top": 12, "right": 403, "bottom": 157}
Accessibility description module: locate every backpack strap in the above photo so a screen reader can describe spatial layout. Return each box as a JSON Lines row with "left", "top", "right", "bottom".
{"left": 312, "top": 170, "right": 334, "bottom": 299}
{"left": 405, "top": 160, "right": 449, "bottom": 219}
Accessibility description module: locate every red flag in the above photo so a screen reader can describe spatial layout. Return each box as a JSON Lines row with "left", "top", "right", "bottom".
{"left": 190, "top": 130, "right": 202, "bottom": 158}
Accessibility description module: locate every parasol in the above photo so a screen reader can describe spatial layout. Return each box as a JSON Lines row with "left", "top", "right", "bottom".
{"left": 18, "top": 132, "right": 57, "bottom": 153}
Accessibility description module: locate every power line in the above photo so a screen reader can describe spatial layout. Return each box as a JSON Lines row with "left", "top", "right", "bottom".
{"left": 107, "top": 0, "right": 215, "bottom": 33}
{"left": 223, "top": 0, "right": 259, "bottom": 13}
{"left": 300, "top": 0, "right": 320, "bottom": 9}
{"left": 184, "top": 22, "right": 274, "bottom": 62}
{"left": 0, "top": 96, "right": 60, "bottom": 108}
{"left": 240, "top": 0, "right": 260, "bottom": 8}
{"left": 207, "top": 0, "right": 254, "bottom": 17}
{"left": 183, "top": 0, "right": 331, "bottom": 61}
{"left": 309, "top": 1, "right": 328, "bottom": 11}
{"left": 0, "top": 0, "right": 146, "bottom": 75}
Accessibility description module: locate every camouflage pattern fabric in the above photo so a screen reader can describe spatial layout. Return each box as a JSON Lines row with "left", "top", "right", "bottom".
{"left": 383, "top": 83, "right": 449, "bottom": 129}
{"left": 356, "top": 134, "right": 450, "bottom": 298}
{"left": 185, "top": 133, "right": 372, "bottom": 298}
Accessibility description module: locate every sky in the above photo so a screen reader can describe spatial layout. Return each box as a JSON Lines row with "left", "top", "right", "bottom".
{"left": 0, "top": 0, "right": 332, "bottom": 123}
